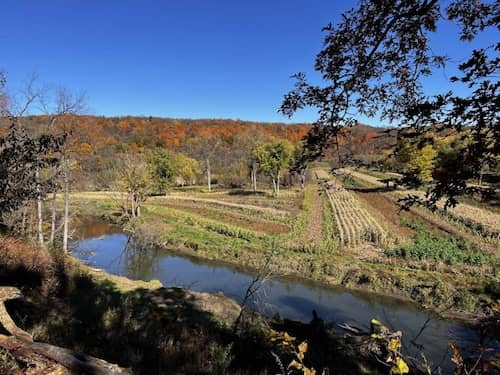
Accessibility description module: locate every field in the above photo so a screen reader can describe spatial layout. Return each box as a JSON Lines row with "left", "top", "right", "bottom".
{"left": 70, "top": 166, "right": 499, "bottom": 319}
{"left": 338, "top": 167, "right": 500, "bottom": 253}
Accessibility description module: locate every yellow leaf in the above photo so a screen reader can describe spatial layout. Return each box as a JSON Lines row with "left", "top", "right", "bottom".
{"left": 370, "top": 318, "right": 382, "bottom": 326}
{"left": 303, "top": 368, "right": 316, "bottom": 375}
{"left": 288, "top": 360, "right": 303, "bottom": 370}
{"left": 297, "top": 352, "right": 304, "bottom": 360}
{"left": 283, "top": 332, "right": 296, "bottom": 342}
{"left": 298, "top": 341, "right": 308, "bottom": 354}
{"left": 371, "top": 318, "right": 389, "bottom": 333}
{"left": 390, "top": 357, "right": 409, "bottom": 374}
{"left": 388, "top": 338, "right": 401, "bottom": 352}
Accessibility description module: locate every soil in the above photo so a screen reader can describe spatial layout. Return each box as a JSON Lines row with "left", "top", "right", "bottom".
{"left": 349, "top": 189, "right": 417, "bottom": 241}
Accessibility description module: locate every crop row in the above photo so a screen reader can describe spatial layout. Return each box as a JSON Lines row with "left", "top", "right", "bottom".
{"left": 323, "top": 182, "right": 387, "bottom": 247}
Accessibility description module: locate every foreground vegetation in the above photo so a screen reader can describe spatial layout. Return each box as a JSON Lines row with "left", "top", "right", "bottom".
{"left": 0, "top": 236, "right": 400, "bottom": 374}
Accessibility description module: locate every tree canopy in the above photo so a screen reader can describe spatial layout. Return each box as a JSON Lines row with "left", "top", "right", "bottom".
{"left": 252, "top": 140, "right": 293, "bottom": 196}
{"left": 281, "top": 0, "right": 499, "bottom": 208}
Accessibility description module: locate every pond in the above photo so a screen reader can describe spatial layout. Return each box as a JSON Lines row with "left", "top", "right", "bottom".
{"left": 72, "top": 219, "right": 493, "bottom": 373}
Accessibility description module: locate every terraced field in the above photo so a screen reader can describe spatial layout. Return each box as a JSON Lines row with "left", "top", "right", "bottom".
{"left": 71, "top": 173, "right": 499, "bottom": 317}
{"left": 339, "top": 167, "right": 500, "bottom": 252}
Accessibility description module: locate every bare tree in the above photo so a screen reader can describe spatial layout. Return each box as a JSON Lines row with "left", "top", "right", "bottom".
{"left": 45, "top": 88, "right": 86, "bottom": 251}
{"left": 187, "top": 136, "right": 222, "bottom": 192}
{"left": 1, "top": 72, "right": 85, "bottom": 249}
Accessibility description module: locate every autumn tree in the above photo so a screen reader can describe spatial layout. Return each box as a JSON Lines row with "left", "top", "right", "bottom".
{"left": 394, "top": 139, "right": 437, "bottom": 186}
{"left": 119, "top": 155, "right": 151, "bottom": 217}
{"left": 174, "top": 153, "right": 200, "bottom": 186}
{"left": 252, "top": 140, "right": 293, "bottom": 197}
{"left": 45, "top": 89, "right": 86, "bottom": 251}
{"left": 281, "top": 0, "right": 499, "bottom": 209}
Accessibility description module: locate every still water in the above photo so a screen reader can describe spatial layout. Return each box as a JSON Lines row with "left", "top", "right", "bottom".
{"left": 73, "top": 219, "right": 492, "bottom": 372}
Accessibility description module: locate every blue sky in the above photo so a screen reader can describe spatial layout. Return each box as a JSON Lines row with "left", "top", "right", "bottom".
{"left": 1, "top": 1, "right": 498, "bottom": 125}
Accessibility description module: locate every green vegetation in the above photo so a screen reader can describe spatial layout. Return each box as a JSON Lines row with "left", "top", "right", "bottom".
{"left": 385, "top": 219, "right": 499, "bottom": 266}
{"left": 147, "top": 148, "right": 200, "bottom": 193}
{"left": 341, "top": 175, "right": 363, "bottom": 188}
{"left": 252, "top": 140, "right": 294, "bottom": 197}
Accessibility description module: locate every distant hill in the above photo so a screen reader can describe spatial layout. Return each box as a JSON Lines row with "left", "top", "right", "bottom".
{"left": 0, "top": 115, "right": 395, "bottom": 159}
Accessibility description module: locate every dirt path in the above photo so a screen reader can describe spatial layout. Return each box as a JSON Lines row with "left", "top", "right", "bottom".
{"left": 305, "top": 180, "right": 324, "bottom": 244}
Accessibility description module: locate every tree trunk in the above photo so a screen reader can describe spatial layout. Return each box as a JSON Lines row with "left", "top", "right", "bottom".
{"left": 62, "top": 158, "right": 70, "bottom": 253}
{"left": 276, "top": 173, "right": 280, "bottom": 197}
{"left": 253, "top": 167, "right": 257, "bottom": 192}
{"left": 21, "top": 205, "right": 27, "bottom": 236}
{"left": 300, "top": 171, "right": 306, "bottom": 190}
{"left": 251, "top": 163, "right": 257, "bottom": 192}
{"left": 28, "top": 203, "right": 34, "bottom": 239}
{"left": 35, "top": 166, "right": 44, "bottom": 247}
{"left": 50, "top": 189, "right": 57, "bottom": 244}
{"left": 271, "top": 177, "right": 277, "bottom": 196}
{"left": 206, "top": 158, "right": 211, "bottom": 192}
{"left": 136, "top": 203, "right": 141, "bottom": 217}
{"left": 130, "top": 192, "right": 136, "bottom": 217}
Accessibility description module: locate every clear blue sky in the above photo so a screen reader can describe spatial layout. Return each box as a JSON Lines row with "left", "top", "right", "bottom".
{"left": 1, "top": 0, "right": 497, "bottom": 125}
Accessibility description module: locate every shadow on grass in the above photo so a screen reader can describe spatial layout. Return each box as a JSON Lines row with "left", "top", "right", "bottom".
{"left": 228, "top": 190, "right": 268, "bottom": 196}
{"left": 347, "top": 186, "right": 395, "bottom": 193}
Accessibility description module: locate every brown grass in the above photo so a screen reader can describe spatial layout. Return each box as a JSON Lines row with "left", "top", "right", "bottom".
{"left": 0, "top": 237, "right": 53, "bottom": 278}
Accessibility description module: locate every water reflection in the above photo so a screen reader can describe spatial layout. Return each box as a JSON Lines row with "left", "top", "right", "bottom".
{"left": 72, "top": 221, "right": 494, "bottom": 372}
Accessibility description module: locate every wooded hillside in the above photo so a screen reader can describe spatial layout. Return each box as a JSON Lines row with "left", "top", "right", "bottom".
{"left": 0, "top": 116, "right": 390, "bottom": 190}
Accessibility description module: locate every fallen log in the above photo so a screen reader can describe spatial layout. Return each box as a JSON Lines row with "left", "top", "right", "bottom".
{"left": 0, "top": 286, "right": 131, "bottom": 375}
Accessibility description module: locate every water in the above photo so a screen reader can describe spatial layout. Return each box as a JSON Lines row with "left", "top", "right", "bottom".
{"left": 72, "top": 219, "right": 493, "bottom": 373}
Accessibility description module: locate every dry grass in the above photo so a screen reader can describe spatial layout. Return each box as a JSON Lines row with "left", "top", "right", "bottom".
{"left": 314, "top": 169, "right": 331, "bottom": 180}
{"left": 304, "top": 184, "right": 324, "bottom": 244}
{"left": 0, "top": 237, "right": 53, "bottom": 278}
{"left": 323, "top": 180, "right": 388, "bottom": 248}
